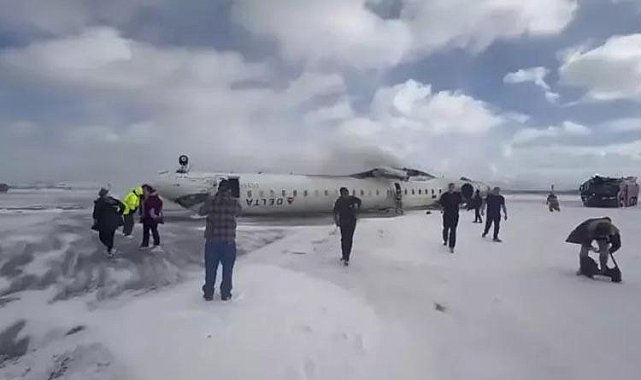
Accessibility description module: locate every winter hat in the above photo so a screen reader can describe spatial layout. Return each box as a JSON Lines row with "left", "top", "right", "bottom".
{"left": 98, "top": 188, "right": 109, "bottom": 197}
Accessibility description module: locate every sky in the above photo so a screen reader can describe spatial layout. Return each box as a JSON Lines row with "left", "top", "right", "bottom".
{"left": 0, "top": 0, "right": 640, "bottom": 189}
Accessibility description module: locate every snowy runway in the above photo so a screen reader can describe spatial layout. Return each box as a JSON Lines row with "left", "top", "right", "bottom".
{"left": 1, "top": 192, "right": 641, "bottom": 379}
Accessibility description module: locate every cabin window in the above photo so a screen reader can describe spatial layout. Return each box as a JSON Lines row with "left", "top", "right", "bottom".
{"left": 404, "top": 189, "right": 408, "bottom": 195}
{"left": 282, "top": 190, "right": 286, "bottom": 197}
{"left": 293, "top": 190, "right": 298, "bottom": 197}
{"left": 247, "top": 190, "right": 252, "bottom": 198}
{"left": 315, "top": 190, "right": 320, "bottom": 197}
{"left": 411, "top": 189, "right": 415, "bottom": 195}
{"left": 360, "top": 189, "right": 365, "bottom": 196}
{"left": 438, "top": 189, "right": 442, "bottom": 194}
{"left": 304, "top": 190, "right": 308, "bottom": 197}
{"left": 376, "top": 189, "right": 380, "bottom": 196}
{"left": 352, "top": 189, "right": 356, "bottom": 196}
{"left": 269, "top": 190, "right": 275, "bottom": 197}
{"left": 418, "top": 189, "right": 422, "bottom": 195}
{"left": 259, "top": 190, "right": 264, "bottom": 197}
{"left": 324, "top": 190, "right": 329, "bottom": 196}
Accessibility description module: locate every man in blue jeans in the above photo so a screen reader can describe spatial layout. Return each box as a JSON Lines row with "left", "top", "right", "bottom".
{"left": 202, "top": 179, "right": 241, "bottom": 301}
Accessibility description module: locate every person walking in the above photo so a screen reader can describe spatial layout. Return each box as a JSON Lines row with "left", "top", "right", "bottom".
{"left": 333, "top": 187, "right": 362, "bottom": 266}
{"left": 482, "top": 187, "right": 508, "bottom": 242}
{"left": 439, "top": 183, "right": 462, "bottom": 253}
{"left": 472, "top": 189, "right": 483, "bottom": 223}
{"left": 92, "top": 188, "right": 125, "bottom": 257}
{"left": 394, "top": 184, "right": 403, "bottom": 214}
{"left": 140, "top": 184, "right": 163, "bottom": 250}
{"left": 202, "top": 180, "right": 241, "bottom": 301}
{"left": 547, "top": 186, "right": 560, "bottom": 212}
{"left": 122, "top": 186, "right": 143, "bottom": 237}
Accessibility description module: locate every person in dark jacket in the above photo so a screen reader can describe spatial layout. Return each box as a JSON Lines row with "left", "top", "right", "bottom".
{"left": 482, "top": 187, "right": 508, "bottom": 242}
{"left": 566, "top": 217, "right": 621, "bottom": 276}
{"left": 333, "top": 187, "right": 362, "bottom": 266}
{"left": 140, "top": 184, "right": 163, "bottom": 249}
{"left": 439, "top": 183, "right": 462, "bottom": 253}
{"left": 92, "top": 188, "right": 125, "bottom": 257}
{"left": 201, "top": 179, "right": 242, "bottom": 301}
{"left": 472, "top": 189, "right": 483, "bottom": 223}
{"left": 546, "top": 188, "right": 560, "bottom": 212}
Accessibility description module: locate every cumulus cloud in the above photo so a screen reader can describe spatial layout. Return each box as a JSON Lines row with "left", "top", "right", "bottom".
{"left": 0, "top": 27, "right": 267, "bottom": 91}
{"left": 0, "top": 0, "right": 167, "bottom": 36}
{"left": 510, "top": 121, "right": 591, "bottom": 145}
{"left": 504, "top": 67, "right": 551, "bottom": 90}
{"left": 1, "top": 1, "right": 639, "bottom": 191}
{"left": 504, "top": 67, "right": 561, "bottom": 103}
{"left": 402, "top": 0, "right": 577, "bottom": 53}
{"left": 604, "top": 118, "right": 641, "bottom": 132}
{"left": 369, "top": 79, "right": 504, "bottom": 135}
{"left": 559, "top": 34, "right": 641, "bottom": 102}
{"left": 232, "top": 0, "right": 577, "bottom": 69}
{"left": 232, "top": 0, "right": 412, "bottom": 69}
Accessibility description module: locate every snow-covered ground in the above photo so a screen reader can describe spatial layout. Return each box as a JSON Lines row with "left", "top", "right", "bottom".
{"left": 1, "top": 191, "right": 641, "bottom": 379}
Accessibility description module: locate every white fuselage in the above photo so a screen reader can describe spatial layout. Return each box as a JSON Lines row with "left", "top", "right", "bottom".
{"left": 153, "top": 170, "right": 488, "bottom": 216}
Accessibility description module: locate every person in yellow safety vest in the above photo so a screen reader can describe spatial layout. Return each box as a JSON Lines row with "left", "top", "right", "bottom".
{"left": 122, "top": 186, "right": 143, "bottom": 237}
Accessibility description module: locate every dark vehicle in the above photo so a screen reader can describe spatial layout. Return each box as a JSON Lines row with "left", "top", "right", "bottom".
{"left": 0, "top": 183, "right": 8, "bottom": 193}
{"left": 580, "top": 176, "right": 639, "bottom": 208}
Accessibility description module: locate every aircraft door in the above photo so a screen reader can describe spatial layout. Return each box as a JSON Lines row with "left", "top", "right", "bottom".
{"left": 393, "top": 183, "right": 403, "bottom": 213}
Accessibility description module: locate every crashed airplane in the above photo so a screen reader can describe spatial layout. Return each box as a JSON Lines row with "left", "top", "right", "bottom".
{"left": 153, "top": 155, "right": 489, "bottom": 216}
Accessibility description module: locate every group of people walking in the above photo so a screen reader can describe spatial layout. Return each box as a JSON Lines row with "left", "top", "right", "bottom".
{"left": 95, "top": 179, "right": 624, "bottom": 303}
{"left": 440, "top": 185, "right": 508, "bottom": 253}
{"left": 92, "top": 184, "right": 164, "bottom": 257}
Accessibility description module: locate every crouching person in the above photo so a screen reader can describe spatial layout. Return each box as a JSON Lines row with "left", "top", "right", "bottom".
{"left": 566, "top": 217, "right": 621, "bottom": 278}
{"left": 202, "top": 180, "right": 241, "bottom": 301}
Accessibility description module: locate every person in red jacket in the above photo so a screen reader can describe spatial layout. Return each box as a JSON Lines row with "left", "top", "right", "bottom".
{"left": 140, "top": 184, "right": 163, "bottom": 249}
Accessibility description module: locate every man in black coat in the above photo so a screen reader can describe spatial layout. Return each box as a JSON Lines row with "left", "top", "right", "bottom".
{"left": 334, "top": 187, "right": 362, "bottom": 266}
{"left": 439, "top": 183, "right": 462, "bottom": 253}
{"left": 482, "top": 187, "right": 508, "bottom": 242}
{"left": 92, "top": 188, "right": 125, "bottom": 257}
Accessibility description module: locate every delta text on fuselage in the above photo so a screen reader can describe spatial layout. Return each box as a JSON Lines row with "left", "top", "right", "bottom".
{"left": 153, "top": 155, "right": 489, "bottom": 216}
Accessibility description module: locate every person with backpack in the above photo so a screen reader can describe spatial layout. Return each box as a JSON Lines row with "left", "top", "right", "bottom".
{"left": 566, "top": 217, "right": 621, "bottom": 278}
{"left": 92, "top": 188, "right": 125, "bottom": 257}
{"left": 140, "top": 184, "right": 163, "bottom": 250}
{"left": 202, "top": 179, "right": 241, "bottom": 301}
